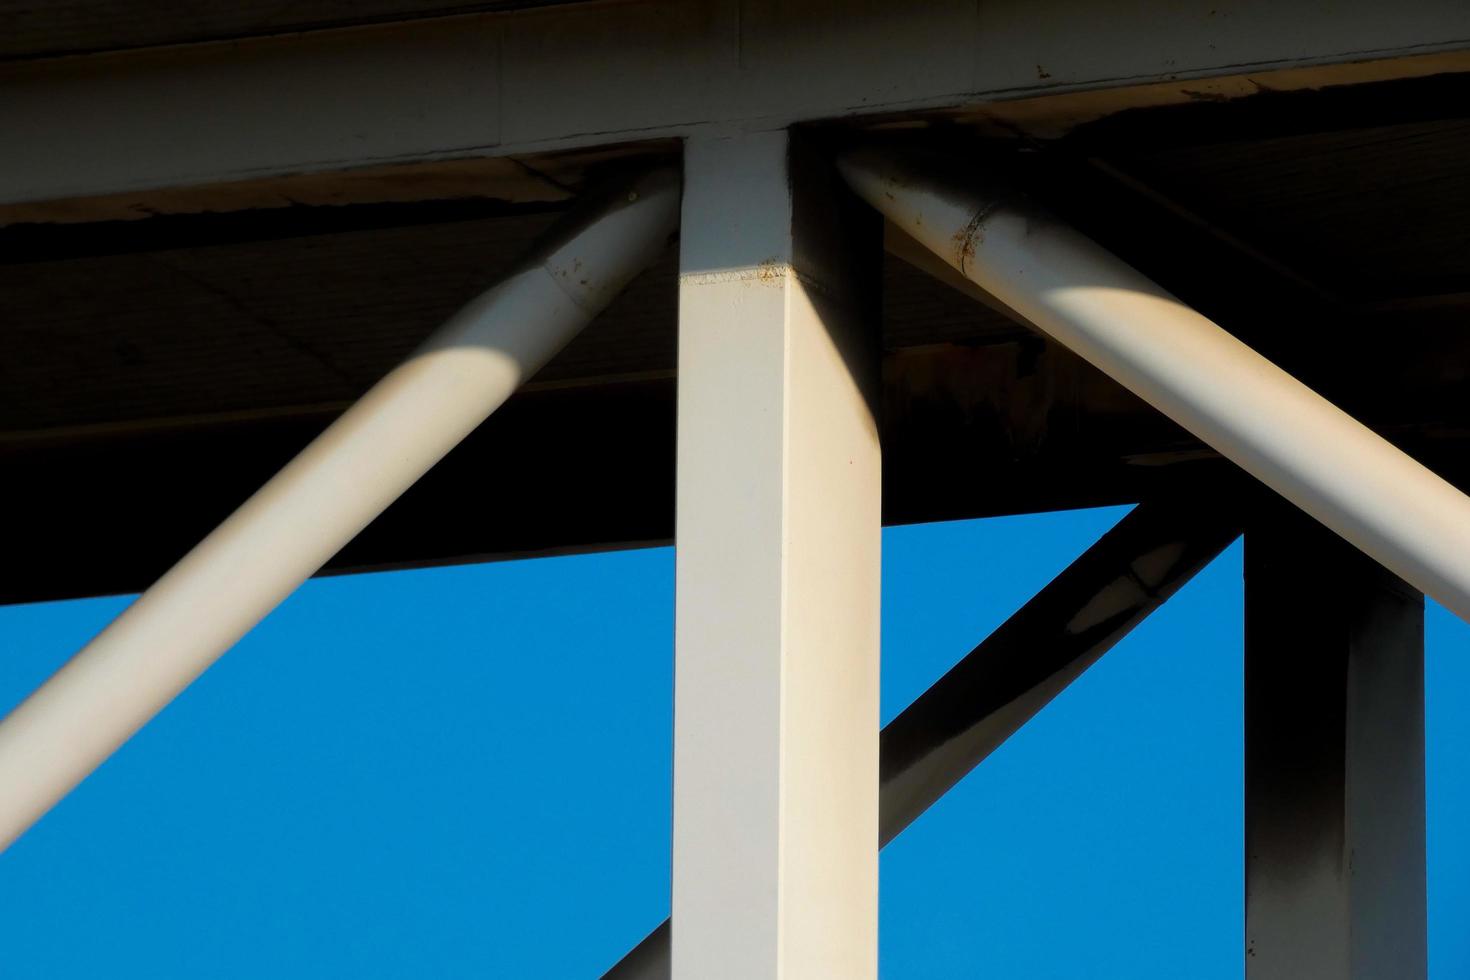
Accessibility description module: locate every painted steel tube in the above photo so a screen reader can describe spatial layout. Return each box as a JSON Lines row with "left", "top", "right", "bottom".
{"left": 877, "top": 497, "right": 1239, "bottom": 845}
{"left": 840, "top": 148, "right": 1470, "bottom": 624}
{"left": 0, "top": 168, "right": 680, "bottom": 852}
{"left": 603, "top": 497, "right": 1239, "bottom": 979}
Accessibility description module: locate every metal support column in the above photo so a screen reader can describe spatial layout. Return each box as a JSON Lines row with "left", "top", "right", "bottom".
{"left": 673, "top": 131, "right": 883, "bottom": 979}
{"left": 1245, "top": 509, "right": 1426, "bottom": 979}
{"left": 606, "top": 496, "right": 1240, "bottom": 979}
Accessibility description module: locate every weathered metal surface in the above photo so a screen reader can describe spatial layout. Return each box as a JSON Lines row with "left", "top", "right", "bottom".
{"left": 842, "top": 146, "right": 1470, "bottom": 622}
{"left": 0, "top": 142, "right": 674, "bottom": 226}
{"left": 1, "top": 0, "right": 1467, "bottom": 211}
{"left": 8, "top": 74, "right": 1469, "bottom": 432}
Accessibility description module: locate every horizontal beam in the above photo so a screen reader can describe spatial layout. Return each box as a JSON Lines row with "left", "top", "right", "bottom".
{"left": 2, "top": 0, "right": 1467, "bottom": 211}
{"left": 603, "top": 495, "right": 1241, "bottom": 978}
{"left": 0, "top": 0, "right": 582, "bottom": 61}
{"left": 7, "top": 87, "right": 1470, "bottom": 604}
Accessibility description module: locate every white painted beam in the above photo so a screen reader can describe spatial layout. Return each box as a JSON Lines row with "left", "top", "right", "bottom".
{"left": 672, "top": 130, "right": 882, "bottom": 979}
{"left": 0, "top": 169, "right": 680, "bottom": 852}
{"left": 841, "top": 147, "right": 1470, "bottom": 624}
{"left": 2, "top": 0, "right": 1469, "bottom": 210}
{"left": 0, "top": 21, "right": 502, "bottom": 208}
{"left": 1245, "top": 510, "right": 1427, "bottom": 979}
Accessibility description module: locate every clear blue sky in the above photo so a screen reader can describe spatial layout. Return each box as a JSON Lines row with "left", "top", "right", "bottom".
{"left": 1, "top": 506, "right": 1466, "bottom": 977}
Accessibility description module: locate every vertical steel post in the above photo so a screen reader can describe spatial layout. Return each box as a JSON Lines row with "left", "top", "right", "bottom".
{"left": 1245, "top": 509, "right": 1427, "bottom": 979}
{"left": 604, "top": 497, "right": 1240, "bottom": 980}
{"left": 673, "top": 131, "right": 883, "bottom": 979}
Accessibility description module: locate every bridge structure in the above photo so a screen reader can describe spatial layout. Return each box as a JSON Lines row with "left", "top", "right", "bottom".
{"left": 2, "top": 1, "right": 1469, "bottom": 975}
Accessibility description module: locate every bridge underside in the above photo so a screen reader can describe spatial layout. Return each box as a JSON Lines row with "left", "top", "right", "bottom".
{"left": 3, "top": 3, "right": 1466, "bottom": 976}
{"left": 5, "top": 56, "right": 1470, "bottom": 603}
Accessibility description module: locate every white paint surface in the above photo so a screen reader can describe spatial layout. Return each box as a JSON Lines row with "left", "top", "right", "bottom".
{"left": 0, "top": 169, "right": 680, "bottom": 852}
{"left": 673, "top": 132, "right": 882, "bottom": 979}
{"left": 842, "top": 148, "right": 1470, "bottom": 625}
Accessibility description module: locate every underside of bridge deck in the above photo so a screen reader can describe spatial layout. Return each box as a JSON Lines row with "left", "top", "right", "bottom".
{"left": 2, "top": 8, "right": 1466, "bottom": 978}
{"left": 2, "top": 7, "right": 1468, "bottom": 604}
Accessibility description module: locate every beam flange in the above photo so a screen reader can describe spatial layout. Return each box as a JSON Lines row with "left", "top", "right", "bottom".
{"left": 4, "top": 2, "right": 1469, "bottom": 216}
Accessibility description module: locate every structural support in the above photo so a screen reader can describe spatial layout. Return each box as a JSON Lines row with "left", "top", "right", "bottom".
{"left": 840, "top": 148, "right": 1470, "bottom": 625}
{"left": 1245, "top": 508, "right": 1426, "bottom": 979}
{"left": 607, "top": 496, "right": 1241, "bottom": 978}
{"left": 877, "top": 496, "right": 1239, "bottom": 844}
{"left": 0, "top": 169, "right": 680, "bottom": 852}
{"left": 672, "top": 131, "right": 882, "bottom": 979}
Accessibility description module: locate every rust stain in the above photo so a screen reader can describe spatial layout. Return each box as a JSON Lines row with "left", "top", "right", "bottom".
{"left": 755, "top": 257, "right": 785, "bottom": 284}
{"left": 951, "top": 210, "right": 985, "bottom": 276}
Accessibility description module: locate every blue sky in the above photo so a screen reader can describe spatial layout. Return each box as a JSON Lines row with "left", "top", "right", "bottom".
{"left": 1, "top": 506, "right": 1466, "bottom": 977}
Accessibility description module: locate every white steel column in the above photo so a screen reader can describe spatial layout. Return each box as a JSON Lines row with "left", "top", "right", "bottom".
{"left": 840, "top": 148, "right": 1470, "bottom": 625}
{"left": 0, "top": 170, "right": 680, "bottom": 852}
{"left": 673, "top": 132, "right": 882, "bottom": 979}
{"left": 1245, "top": 508, "right": 1426, "bottom": 979}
